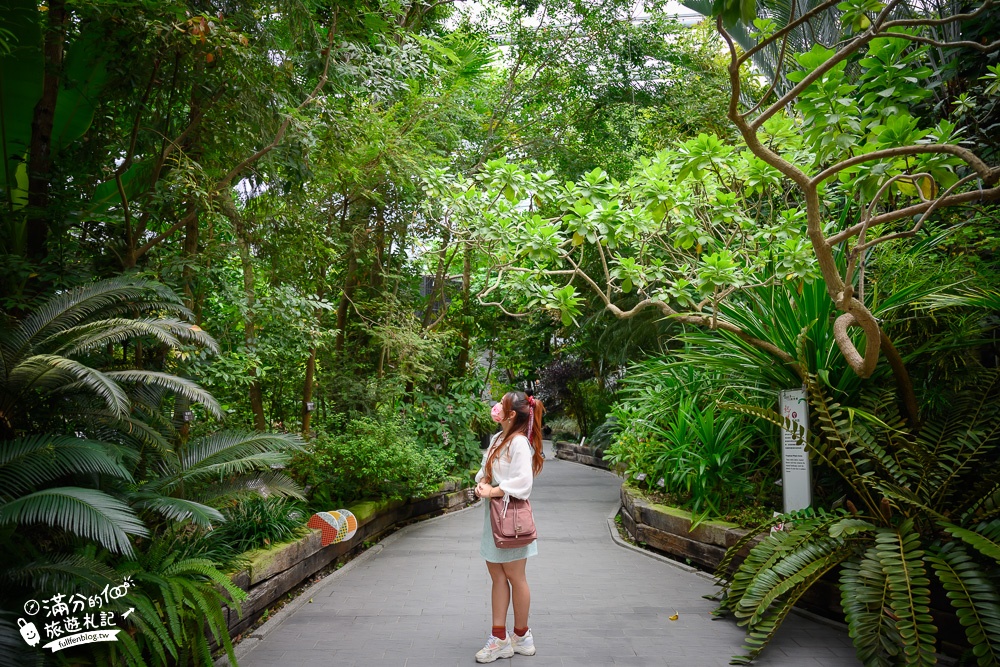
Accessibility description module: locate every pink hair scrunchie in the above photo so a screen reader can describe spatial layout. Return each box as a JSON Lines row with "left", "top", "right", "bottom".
{"left": 526, "top": 396, "right": 535, "bottom": 442}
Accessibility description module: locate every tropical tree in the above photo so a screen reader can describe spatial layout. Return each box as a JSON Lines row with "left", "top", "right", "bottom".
{"left": 423, "top": 0, "right": 999, "bottom": 425}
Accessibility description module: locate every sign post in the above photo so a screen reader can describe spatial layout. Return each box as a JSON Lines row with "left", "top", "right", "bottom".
{"left": 779, "top": 388, "right": 812, "bottom": 512}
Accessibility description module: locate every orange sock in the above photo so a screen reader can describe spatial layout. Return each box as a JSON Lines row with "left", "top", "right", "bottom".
{"left": 514, "top": 626, "right": 529, "bottom": 637}
{"left": 492, "top": 626, "right": 506, "bottom": 640}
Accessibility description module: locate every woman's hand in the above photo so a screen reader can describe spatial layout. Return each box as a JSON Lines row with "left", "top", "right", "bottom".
{"left": 476, "top": 482, "right": 494, "bottom": 499}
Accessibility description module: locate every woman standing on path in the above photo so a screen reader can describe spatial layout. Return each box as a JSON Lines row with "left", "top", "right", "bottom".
{"left": 473, "top": 391, "right": 544, "bottom": 663}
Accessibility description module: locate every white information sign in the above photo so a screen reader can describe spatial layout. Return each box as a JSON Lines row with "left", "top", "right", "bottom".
{"left": 779, "top": 388, "right": 812, "bottom": 512}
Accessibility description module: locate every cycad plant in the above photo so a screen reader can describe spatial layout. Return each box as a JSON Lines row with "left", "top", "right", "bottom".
{"left": 0, "top": 278, "right": 297, "bottom": 665}
{"left": 124, "top": 410, "right": 306, "bottom": 533}
{"left": 0, "top": 278, "right": 217, "bottom": 595}
{"left": 713, "top": 367, "right": 1000, "bottom": 665}
{"left": 0, "top": 277, "right": 220, "bottom": 438}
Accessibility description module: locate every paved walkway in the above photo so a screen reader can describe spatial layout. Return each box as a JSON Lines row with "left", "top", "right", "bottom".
{"left": 233, "top": 443, "right": 859, "bottom": 666}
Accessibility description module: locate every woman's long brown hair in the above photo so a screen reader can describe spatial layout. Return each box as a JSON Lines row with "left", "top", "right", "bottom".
{"left": 484, "top": 391, "right": 544, "bottom": 482}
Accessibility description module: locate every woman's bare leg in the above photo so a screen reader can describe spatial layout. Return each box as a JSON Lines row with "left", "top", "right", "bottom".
{"left": 501, "top": 558, "right": 530, "bottom": 629}
{"left": 486, "top": 561, "right": 510, "bottom": 628}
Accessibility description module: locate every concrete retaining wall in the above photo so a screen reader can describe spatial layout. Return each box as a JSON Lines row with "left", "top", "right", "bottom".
{"left": 618, "top": 485, "right": 757, "bottom": 572}
{"left": 222, "top": 482, "right": 472, "bottom": 637}
{"left": 552, "top": 439, "right": 609, "bottom": 469}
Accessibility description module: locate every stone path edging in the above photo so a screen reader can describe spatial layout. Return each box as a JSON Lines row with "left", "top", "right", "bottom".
{"left": 216, "top": 499, "right": 486, "bottom": 666}
{"left": 226, "top": 442, "right": 861, "bottom": 666}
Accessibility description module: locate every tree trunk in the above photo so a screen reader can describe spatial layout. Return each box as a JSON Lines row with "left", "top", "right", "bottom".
{"left": 421, "top": 227, "right": 451, "bottom": 329}
{"left": 301, "top": 347, "right": 317, "bottom": 435}
{"left": 302, "top": 270, "right": 326, "bottom": 436}
{"left": 226, "top": 195, "right": 267, "bottom": 431}
{"left": 456, "top": 244, "right": 472, "bottom": 376}
{"left": 335, "top": 238, "right": 358, "bottom": 354}
{"left": 181, "top": 200, "right": 199, "bottom": 310}
{"left": 26, "top": 0, "right": 68, "bottom": 261}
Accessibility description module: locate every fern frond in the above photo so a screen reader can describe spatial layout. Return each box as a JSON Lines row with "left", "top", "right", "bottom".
{"left": 876, "top": 521, "right": 937, "bottom": 666}
{"left": 928, "top": 373, "right": 1000, "bottom": 506}
{"left": 941, "top": 520, "right": 1000, "bottom": 563}
{"left": 737, "top": 537, "right": 852, "bottom": 627}
{"left": 878, "top": 486, "right": 948, "bottom": 523}
{"left": 731, "top": 557, "right": 839, "bottom": 664}
{"left": 928, "top": 543, "right": 1000, "bottom": 666}
{"left": 725, "top": 510, "right": 845, "bottom": 611}
{"left": 713, "top": 512, "right": 790, "bottom": 581}
{"left": 842, "top": 550, "right": 900, "bottom": 667}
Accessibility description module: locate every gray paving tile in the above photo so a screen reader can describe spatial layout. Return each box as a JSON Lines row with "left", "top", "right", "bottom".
{"left": 236, "top": 442, "right": 860, "bottom": 667}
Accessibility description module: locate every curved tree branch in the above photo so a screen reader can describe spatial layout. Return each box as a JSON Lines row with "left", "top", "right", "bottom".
{"left": 810, "top": 144, "right": 994, "bottom": 186}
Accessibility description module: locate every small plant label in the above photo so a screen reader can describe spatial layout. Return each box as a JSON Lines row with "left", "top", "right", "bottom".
{"left": 779, "top": 388, "right": 812, "bottom": 512}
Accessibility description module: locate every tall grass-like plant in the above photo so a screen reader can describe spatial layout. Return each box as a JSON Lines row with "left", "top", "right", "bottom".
{"left": 654, "top": 398, "right": 756, "bottom": 519}
{"left": 206, "top": 495, "right": 308, "bottom": 557}
{"left": 713, "top": 367, "right": 1000, "bottom": 665}
{"left": 606, "top": 362, "right": 769, "bottom": 521}
{"left": 675, "top": 255, "right": 963, "bottom": 408}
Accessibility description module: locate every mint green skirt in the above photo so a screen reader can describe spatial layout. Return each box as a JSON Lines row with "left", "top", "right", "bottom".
{"left": 480, "top": 498, "right": 538, "bottom": 563}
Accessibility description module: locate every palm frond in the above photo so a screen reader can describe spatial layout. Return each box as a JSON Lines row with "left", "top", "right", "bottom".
{"left": 3, "top": 278, "right": 185, "bottom": 369}
{"left": 158, "top": 452, "right": 292, "bottom": 490}
{"left": 0, "top": 486, "right": 148, "bottom": 555}
{"left": 90, "top": 412, "right": 173, "bottom": 456}
{"left": 105, "top": 370, "right": 223, "bottom": 419}
{"left": 2, "top": 552, "right": 118, "bottom": 592}
{"left": 44, "top": 317, "right": 218, "bottom": 357}
{"left": 0, "top": 619, "right": 36, "bottom": 667}
{"left": 130, "top": 493, "right": 225, "bottom": 528}
{"left": 918, "top": 287, "right": 1000, "bottom": 313}
{"left": 0, "top": 434, "right": 134, "bottom": 499}
{"left": 180, "top": 431, "right": 304, "bottom": 471}
{"left": 198, "top": 469, "right": 306, "bottom": 503}
{"left": 6, "top": 354, "right": 130, "bottom": 416}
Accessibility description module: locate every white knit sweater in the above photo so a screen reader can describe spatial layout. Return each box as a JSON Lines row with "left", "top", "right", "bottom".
{"left": 475, "top": 433, "right": 534, "bottom": 500}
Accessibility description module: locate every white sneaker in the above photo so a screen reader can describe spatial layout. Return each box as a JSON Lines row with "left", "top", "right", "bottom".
{"left": 512, "top": 629, "right": 536, "bottom": 656}
{"left": 475, "top": 634, "right": 514, "bottom": 663}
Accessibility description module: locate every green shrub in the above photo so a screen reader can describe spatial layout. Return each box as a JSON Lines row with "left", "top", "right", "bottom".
{"left": 714, "top": 368, "right": 1000, "bottom": 665}
{"left": 291, "top": 411, "right": 453, "bottom": 508}
{"left": 547, "top": 415, "right": 580, "bottom": 441}
{"left": 405, "top": 382, "right": 489, "bottom": 470}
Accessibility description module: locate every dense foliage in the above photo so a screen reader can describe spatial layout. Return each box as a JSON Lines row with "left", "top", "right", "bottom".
{"left": 715, "top": 367, "right": 1000, "bottom": 665}
{"left": 2, "top": 0, "right": 998, "bottom": 664}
